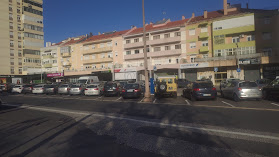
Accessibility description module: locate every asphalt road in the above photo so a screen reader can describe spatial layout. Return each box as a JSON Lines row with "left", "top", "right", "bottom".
{"left": 1, "top": 92, "right": 279, "bottom": 157}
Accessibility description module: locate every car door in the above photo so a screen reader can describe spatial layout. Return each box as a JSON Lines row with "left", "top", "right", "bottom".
{"left": 222, "top": 82, "right": 230, "bottom": 97}
{"left": 227, "top": 82, "right": 237, "bottom": 98}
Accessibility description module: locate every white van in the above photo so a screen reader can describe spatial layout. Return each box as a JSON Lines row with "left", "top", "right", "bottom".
{"left": 77, "top": 76, "right": 99, "bottom": 84}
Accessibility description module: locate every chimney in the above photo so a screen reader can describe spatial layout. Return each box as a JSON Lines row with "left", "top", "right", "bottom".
{"left": 204, "top": 10, "right": 208, "bottom": 19}
{"left": 46, "top": 42, "right": 51, "bottom": 47}
{"left": 223, "top": 0, "right": 228, "bottom": 15}
{"left": 98, "top": 32, "right": 101, "bottom": 35}
{"left": 192, "top": 13, "right": 195, "bottom": 18}
{"left": 182, "top": 15, "right": 185, "bottom": 20}
{"left": 246, "top": 3, "right": 249, "bottom": 9}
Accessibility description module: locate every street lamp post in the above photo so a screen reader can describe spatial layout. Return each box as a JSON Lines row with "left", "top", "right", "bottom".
{"left": 142, "top": 0, "right": 151, "bottom": 101}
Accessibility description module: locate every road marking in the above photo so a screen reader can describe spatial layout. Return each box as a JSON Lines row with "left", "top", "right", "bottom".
{"left": 185, "top": 100, "right": 191, "bottom": 105}
{"left": 271, "top": 103, "right": 279, "bottom": 107}
{"left": 98, "top": 96, "right": 103, "bottom": 99}
{"left": 116, "top": 97, "right": 122, "bottom": 101}
{"left": 222, "top": 101, "right": 235, "bottom": 107}
{"left": 139, "top": 97, "right": 145, "bottom": 103}
{"left": 3, "top": 103, "right": 279, "bottom": 141}
{"left": 153, "top": 98, "right": 156, "bottom": 103}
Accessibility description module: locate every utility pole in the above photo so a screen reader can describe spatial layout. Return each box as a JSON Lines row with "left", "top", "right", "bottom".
{"left": 142, "top": 0, "right": 151, "bottom": 102}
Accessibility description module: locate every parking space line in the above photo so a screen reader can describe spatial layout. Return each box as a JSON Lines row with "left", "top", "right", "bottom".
{"left": 221, "top": 101, "right": 235, "bottom": 107}
{"left": 185, "top": 100, "right": 191, "bottom": 106}
{"left": 116, "top": 97, "right": 122, "bottom": 101}
{"left": 139, "top": 97, "right": 145, "bottom": 103}
{"left": 271, "top": 103, "right": 279, "bottom": 107}
{"left": 153, "top": 98, "right": 157, "bottom": 103}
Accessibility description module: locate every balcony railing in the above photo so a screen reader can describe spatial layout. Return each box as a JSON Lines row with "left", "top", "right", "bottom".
{"left": 83, "top": 47, "right": 112, "bottom": 55}
{"left": 83, "top": 57, "right": 113, "bottom": 64}
{"left": 199, "top": 32, "right": 209, "bottom": 39}
{"left": 195, "top": 53, "right": 266, "bottom": 62}
{"left": 124, "top": 49, "right": 182, "bottom": 60}
{"left": 43, "top": 64, "right": 52, "bottom": 68}
{"left": 63, "top": 62, "right": 71, "bottom": 66}
{"left": 62, "top": 52, "right": 71, "bottom": 57}
{"left": 147, "top": 36, "right": 181, "bottom": 46}
{"left": 42, "top": 55, "right": 54, "bottom": 59}
{"left": 199, "top": 46, "right": 209, "bottom": 53}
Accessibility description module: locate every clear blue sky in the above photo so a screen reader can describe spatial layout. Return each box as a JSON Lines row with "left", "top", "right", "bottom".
{"left": 43, "top": 0, "right": 279, "bottom": 44}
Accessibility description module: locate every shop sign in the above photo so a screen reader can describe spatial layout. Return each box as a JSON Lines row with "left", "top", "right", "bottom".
{"left": 114, "top": 68, "right": 137, "bottom": 73}
{"left": 47, "top": 73, "right": 64, "bottom": 77}
{"left": 239, "top": 58, "right": 260, "bottom": 64}
{"left": 180, "top": 62, "right": 209, "bottom": 69}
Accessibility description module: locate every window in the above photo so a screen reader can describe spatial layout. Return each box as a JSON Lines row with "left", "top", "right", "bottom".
{"left": 17, "top": 8, "right": 20, "bottom": 14}
{"left": 10, "top": 40, "right": 14, "bottom": 47}
{"left": 175, "top": 44, "right": 181, "bottom": 49}
{"left": 226, "top": 48, "right": 235, "bottom": 56}
{"left": 201, "top": 27, "right": 208, "bottom": 33}
{"left": 18, "top": 50, "right": 22, "bottom": 57}
{"left": 84, "top": 46, "right": 89, "bottom": 50}
{"left": 100, "top": 43, "right": 104, "bottom": 48}
{"left": 202, "top": 41, "right": 208, "bottom": 47}
{"left": 92, "top": 44, "right": 95, "bottom": 49}
{"left": 11, "top": 68, "right": 14, "bottom": 74}
{"left": 262, "top": 48, "right": 272, "bottom": 56}
{"left": 23, "top": 0, "right": 43, "bottom": 8}
{"left": 214, "top": 49, "right": 224, "bottom": 57}
{"left": 134, "top": 38, "right": 139, "bottom": 43}
{"left": 10, "top": 58, "right": 14, "bottom": 65}
{"left": 24, "top": 24, "right": 43, "bottom": 32}
{"left": 92, "top": 64, "right": 96, "bottom": 69}
{"left": 126, "top": 40, "right": 130, "bottom": 44}
{"left": 214, "top": 27, "right": 222, "bottom": 30}
{"left": 9, "top": 23, "right": 13, "bottom": 29}
{"left": 18, "top": 41, "right": 22, "bottom": 48}
{"left": 165, "top": 46, "right": 170, "bottom": 50}
{"left": 9, "top": 13, "right": 13, "bottom": 20}
{"left": 101, "top": 53, "right": 105, "bottom": 58}
{"left": 164, "top": 33, "right": 170, "bottom": 38}
{"left": 176, "top": 59, "right": 179, "bottom": 63}
{"left": 107, "top": 42, "right": 112, "bottom": 47}
{"left": 232, "top": 37, "right": 240, "bottom": 43}
{"left": 135, "top": 50, "right": 140, "bottom": 54}
{"left": 23, "top": 6, "right": 43, "bottom": 16}
{"left": 247, "top": 35, "right": 255, "bottom": 41}
{"left": 153, "top": 35, "right": 160, "bottom": 40}
{"left": 169, "top": 59, "right": 172, "bottom": 63}
{"left": 190, "top": 55, "right": 196, "bottom": 63}
{"left": 24, "top": 32, "right": 43, "bottom": 40}
{"left": 203, "top": 54, "right": 208, "bottom": 58}
{"left": 146, "top": 36, "right": 149, "bottom": 41}
{"left": 17, "top": 15, "right": 21, "bottom": 21}
{"left": 108, "top": 52, "right": 113, "bottom": 58}
{"left": 115, "top": 52, "right": 118, "bottom": 57}
{"left": 190, "top": 42, "right": 196, "bottom": 49}
{"left": 9, "top": 5, "right": 13, "bottom": 12}
{"left": 154, "top": 47, "right": 161, "bottom": 52}
{"left": 126, "top": 51, "right": 131, "bottom": 55}
{"left": 92, "top": 54, "right": 96, "bottom": 59}
{"left": 262, "top": 32, "right": 271, "bottom": 40}
{"left": 10, "top": 31, "right": 14, "bottom": 38}
{"left": 84, "top": 55, "right": 89, "bottom": 60}
{"left": 175, "top": 32, "right": 181, "bottom": 36}
{"left": 10, "top": 49, "right": 14, "bottom": 56}
{"left": 264, "top": 18, "right": 271, "bottom": 24}
{"left": 115, "top": 42, "right": 117, "bottom": 46}
{"left": 189, "top": 29, "right": 195, "bottom": 36}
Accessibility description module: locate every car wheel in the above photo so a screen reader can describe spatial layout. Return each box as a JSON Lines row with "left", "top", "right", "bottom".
{"left": 233, "top": 94, "right": 240, "bottom": 102}
{"left": 190, "top": 94, "right": 196, "bottom": 101}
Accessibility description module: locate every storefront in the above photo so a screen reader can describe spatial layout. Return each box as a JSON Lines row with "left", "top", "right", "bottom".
{"left": 114, "top": 68, "right": 137, "bottom": 81}
{"left": 263, "top": 64, "right": 279, "bottom": 80}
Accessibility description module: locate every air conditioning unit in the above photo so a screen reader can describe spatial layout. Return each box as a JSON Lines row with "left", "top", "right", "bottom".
{"left": 240, "top": 34, "right": 245, "bottom": 38}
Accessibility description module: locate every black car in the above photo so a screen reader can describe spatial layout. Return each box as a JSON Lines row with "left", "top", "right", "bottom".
{"left": 103, "top": 82, "right": 121, "bottom": 97}
{"left": 262, "top": 78, "right": 279, "bottom": 100}
{"left": 183, "top": 81, "right": 217, "bottom": 101}
{"left": 0, "top": 83, "right": 15, "bottom": 93}
{"left": 44, "top": 84, "right": 58, "bottom": 95}
{"left": 122, "top": 83, "right": 142, "bottom": 99}
{"left": 21, "top": 84, "right": 35, "bottom": 94}
{"left": 177, "top": 79, "right": 189, "bottom": 88}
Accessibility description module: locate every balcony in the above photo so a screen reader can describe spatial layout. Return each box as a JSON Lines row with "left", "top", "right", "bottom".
{"left": 199, "top": 32, "right": 209, "bottom": 39}
{"left": 199, "top": 46, "right": 209, "bottom": 53}
{"left": 124, "top": 49, "right": 182, "bottom": 60}
{"left": 124, "top": 41, "right": 144, "bottom": 49}
{"left": 213, "top": 25, "right": 255, "bottom": 36}
{"left": 214, "top": 41, "right": 255, "bottom": 50}
{"left": 147, "top": 36, "right": 181, "bottom": 46}
{"left": 44, "top": 64, "right": 52, "bottom": 68}
{"left": 195, "top": 53, "right": 265, "bottom": 62}
{"left": 43, "top": 55, "right": 54, "bottom": 59}
{"left": 63, "top": 62, "right": 71, "bottom": 67}
{"left": 83, "top": 57, "right": 113, "bottom": 64}
{"left": 83, "top": 47, "right": 112, "bottom": 55}
{"left": 62, "top": 52, "right": 71, "bottom": 57}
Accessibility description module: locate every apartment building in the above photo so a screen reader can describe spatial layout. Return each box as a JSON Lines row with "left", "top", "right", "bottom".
{"left": 40, "top": 42, "right": 60, "bottom": 73}
{"left": 61, "top": 30, "right": 130, "bottom": 82}
{"left": 183, "top": 0, "right": 279, "bottom": 85}
{"left": 122, "top": 18, "right": 188, "bottom": 80}
{"left": 0, "top": 0, "right": 44, "bottom": 79}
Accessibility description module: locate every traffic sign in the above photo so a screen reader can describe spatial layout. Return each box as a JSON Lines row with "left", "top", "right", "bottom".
{"left": 214, "top": 67, "right": 218, "bottom": 72}
{"left": 237, "top": 68, "right": 241, "bottom": 73}
{"left": 153, "top": 66, "right": 157, "bottom": 71}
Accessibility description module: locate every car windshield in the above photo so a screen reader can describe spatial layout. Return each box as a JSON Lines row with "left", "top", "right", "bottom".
{"left": 87, "top": 85, "right": 98, "bottom": 88}
{"left": 35, "top": 85, "right": 44, "bottom": 88}
{"left": 60, "top": 84, "right": 69, "bottom": 88}
{"left": 120, "top": 82, "right": 127, "bottom": 86}
{"left": 105, "top": 83, "right": 117, "bottom": 88}
{"left": 125, "top": 84, "right": 139, "bottom": 89}
{"left": 77, "top": 79, "right": 87, "bottom": 84}
{"left": 239, "top": 82, "right": 258, "bottom": 87}
{"left": 14, "top": 85, "right": 21, "bottom": 88}
{"left": 71, "top": 84, "right": 81, "bottom": 88}
{"left": 258, "top": 79, "right": 271, "bottom": 84}
{"left": 196, "top": 83, "right": 213, "bottom": 88}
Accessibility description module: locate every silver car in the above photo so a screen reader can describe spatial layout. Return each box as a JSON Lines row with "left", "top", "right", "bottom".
{"left": 32, "top": 84, "right": 46, "bottom": 94}
{"left": 12, "top": 85, "right": 24, "bottom": 93}
{"left": 58, "top": 84, "right": 71, "bottom": 95}
{"left": 69, "top": 84, "right": 85, "bottom": 95}
{"left": 221, "top": 80, "right": 262, "bottom": 102}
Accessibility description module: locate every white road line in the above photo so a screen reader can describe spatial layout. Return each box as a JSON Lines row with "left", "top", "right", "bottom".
{"left": 153, "top": 98, "right": 157, "bottom": 103}
{"left": 221, "top": 101, "right": 235, "bottom": 107}
{"left": 116, "top": 97, "right": 122, "bottom": 101}
{"left": 139, "top": 97, "right": 145, "bottom": 103}
{"left": 98, "top": 96, "right": 102, "bottom": 99}
{"left": 271, "top": 103, "right": 279, "bottom": 107}
{"left": 185, "top": 100, "right": 191, "bottom": 106}
{"left": 3, "top": 103, "right": 279, "bottom": 141}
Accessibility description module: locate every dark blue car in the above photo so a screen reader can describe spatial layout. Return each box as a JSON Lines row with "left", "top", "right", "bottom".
{"left": 182, "top": 81, "right": 217, "bottom": 101}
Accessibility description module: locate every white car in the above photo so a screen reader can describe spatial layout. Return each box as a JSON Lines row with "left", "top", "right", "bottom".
{"left": 32, "top": 84, "right": 45, "bottom": 94}
{"left": 12, "top": 85, "right": 24, "bottom": 93}
{"left": 84, "top": 84, "right": 100, "bottom": 96}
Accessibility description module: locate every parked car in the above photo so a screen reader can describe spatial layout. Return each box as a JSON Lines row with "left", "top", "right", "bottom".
{"left": 221, "top": 80, "right": 262, "bottom": 102}
{"left": 177, "top": 79, "right": 189, "bottom": 88}
{"left": 69, "top": 84, "right": 85, "bottom": 95}
{"left": 155, "top": 76, "right": 178, "bottom": 98}
{"left": 103, "top": 82, "right": 121, "bottom": 97}
{"left": 84, "top": 84, "right": 100, "bottom": 96}
{"left": 183, "top": 81, "right": 217, "bottom": 101}
{"left": 11, "top": 85, "right": 24, "bottom": 94}
{"left": 220, "top": 78, "right": 240, "bottom": 90}
{"left": 0, "top": 98, "right": 2, "bottom": 109}
{"left": 58, "top": 84, "right": 71, "bottom": 95}
{"left": 21, "top": 84, "right": 34, "bottom": 94}
{"left": 256, "top": 79, "right": 271, "bottom": 91}
{"left": 44, "top": 84, "right": 58, "bottom": 95}
{"left": 32, "top": 84, "right": 46, "bottom": 94}
{"left": 0, "top": 83, "right": 15, "bottom": 93}
{"left": 262, "top": 78, "right": 279, "bottom": 100}
{"left": 119, "top": 81, "right": 128, "bottom": 88}
{"left": 122, "top": 83, "right": 142, "bottom": 99}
